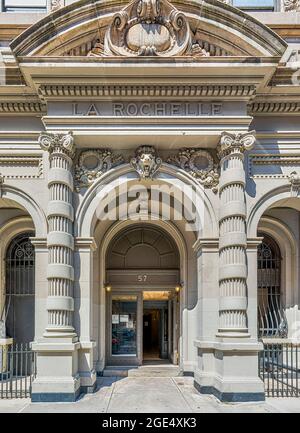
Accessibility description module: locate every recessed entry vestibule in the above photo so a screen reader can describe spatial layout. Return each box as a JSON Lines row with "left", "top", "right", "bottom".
{"left": 105, "top": 226, "right": 181, "bottom": 366}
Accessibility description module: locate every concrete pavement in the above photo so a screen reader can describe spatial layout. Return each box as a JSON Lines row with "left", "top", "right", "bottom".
{"left": 0, "top": 377, "right": 299, "bottom": 413}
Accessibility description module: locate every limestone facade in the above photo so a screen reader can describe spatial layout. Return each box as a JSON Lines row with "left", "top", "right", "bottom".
{"left": 0, "top": 0, "right": 300, "bottom": 403}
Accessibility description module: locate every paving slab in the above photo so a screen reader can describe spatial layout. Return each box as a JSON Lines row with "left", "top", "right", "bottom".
{"left": 0, "top": 377, "right": 299, "bottom": 413}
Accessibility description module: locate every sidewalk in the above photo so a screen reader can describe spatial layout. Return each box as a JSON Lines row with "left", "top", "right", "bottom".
{"left": 0, "top": 377, "right": 299, "bottom": 413}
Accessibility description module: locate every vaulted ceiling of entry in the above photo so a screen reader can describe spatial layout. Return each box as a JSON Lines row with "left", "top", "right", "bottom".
{"left": 107, "top": 226, "right": 180, "bottom": 270}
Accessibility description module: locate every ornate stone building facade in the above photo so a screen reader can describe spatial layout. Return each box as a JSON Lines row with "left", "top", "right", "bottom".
{"left": 0, "top": 0, "right": 300, "bottom": 403}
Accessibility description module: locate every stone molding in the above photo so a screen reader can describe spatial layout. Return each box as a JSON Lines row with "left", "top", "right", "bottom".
{"left": 0, "top": 156, "right": 43, "bottom": 179}
{"left": 38, "top": 84, "right": 256, "bottom": 101}
{"left": 249, "top": 101, "right": 300, "bottom": 115}
{"left": 249, "top": 155, "right": 300, "bottom": 179}
{"left": 0, "top": 102, "right": 46, "bottom": 115}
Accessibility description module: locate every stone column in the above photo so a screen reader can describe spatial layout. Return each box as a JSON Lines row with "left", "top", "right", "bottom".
{"left": 217, "top": 131, "right": 256, "bottom": 337}
{"left": 31, "top": 132, "right": 80, "bottom": 402}
{"left": 39, "top": 131, "right": 76, "bottom": 337}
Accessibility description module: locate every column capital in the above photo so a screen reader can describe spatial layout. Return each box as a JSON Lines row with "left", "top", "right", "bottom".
{"left": 217, "top": 131, "right": 256, "bottom": 159}
{"left": 0, "top": 173, "right": 3, "bottom": 198}
{"left": 39, "top": 131, "right": 75, "bottom": 159}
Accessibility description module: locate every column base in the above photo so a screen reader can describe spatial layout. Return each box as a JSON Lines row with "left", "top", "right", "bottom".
{"left": 31, "top": 338, "right": 81, "bottom": 403}
{"left": 194, "top": 381, "right": 265, "bottom": 403}
{"left": 194, "top": 339, "right": 265, "bottom": 403}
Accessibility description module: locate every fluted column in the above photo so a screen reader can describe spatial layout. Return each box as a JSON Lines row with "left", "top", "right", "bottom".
{"left": 39, "top": 131, "right": 76, "bottom": 337}
{"left": 217, "top": 131, "right": 256, "bottom": 336}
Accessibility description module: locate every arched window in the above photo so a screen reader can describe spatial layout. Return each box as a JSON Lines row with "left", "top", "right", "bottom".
{"left": 257, "top": 234, "right": 287, "bottom": 338}
{"left": 4, "top": 232, "right": 35, "bottom": 344}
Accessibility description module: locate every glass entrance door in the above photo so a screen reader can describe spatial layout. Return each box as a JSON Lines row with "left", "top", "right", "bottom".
{"left": 107, "top": 293, "right": 143, "bottom": 365}
{"left": 112, "top": 296, "right": 137, "bottom": 356}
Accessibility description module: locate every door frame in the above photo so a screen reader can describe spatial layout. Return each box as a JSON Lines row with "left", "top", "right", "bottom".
{"left": 105, "top": 288, "right": 179, "bottom": 367}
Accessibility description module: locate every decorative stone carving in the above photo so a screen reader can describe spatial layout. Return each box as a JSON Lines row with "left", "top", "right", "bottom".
{"left": 289, "top": 171, "right": 300, "bottom": 197}
{"left": 39, "top": 131, "right": 75, "bottom": 159}
{"left": 131, "top": 146, "right": 162, "bottom": 179}
{"left": 167, "top": 149, "right": 219, "bottom": 192}
{"left": 99, "top": 0, "right": 208, "bottom": 57}
{"left": 282, "top": 0, "right": 300, "bottom": 11}
{"left": 75, "top": 150, "right": 124, "bottom": 191}
{"left": 218, "top": 131, "right": 256, "bottom": 159}
{"left": 0, "top": 173, "right": 3, "bottom": 198}
{"left": 51, "top": 0, "right": 64, "bottom": 11}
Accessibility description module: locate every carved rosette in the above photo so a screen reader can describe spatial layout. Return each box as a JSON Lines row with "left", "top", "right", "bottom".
{"left": 102, "top": 0, "right": 194, "bottom": 57}
{"left": 75, "top": 150, "right": 124, "bottom": 191}
{"left": 167, "top": 149, "right": 219, "bottom": 192}
{"left": 131, "top": 146, "right": 162, "bottom": 179}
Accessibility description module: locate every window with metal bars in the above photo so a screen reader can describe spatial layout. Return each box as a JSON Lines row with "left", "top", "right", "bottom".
{"left": 3, "top": 233, "right": 35, "bottom": 344}
{"left": 257, "top": 234, "right": 288, "bottom": 338}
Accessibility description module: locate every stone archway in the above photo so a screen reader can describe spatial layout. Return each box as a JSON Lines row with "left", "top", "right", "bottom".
{"left": 104, "top": 223, "right": 182, "bottom": 366}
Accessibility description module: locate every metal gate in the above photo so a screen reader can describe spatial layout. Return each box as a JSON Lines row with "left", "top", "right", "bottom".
{"left": 0, "top": 343, "right": 36, "bottom": 399}
{"left": 259, "top": 340, "right": 300, "bottom": 397}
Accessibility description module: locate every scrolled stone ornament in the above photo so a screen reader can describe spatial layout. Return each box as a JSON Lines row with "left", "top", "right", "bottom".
{"left": 39, "top": 131, "right": 75, "bottom": 158}
{"left": 218, "top": 131, "right": 256, "bottom": 159}
{"left": 137, "top": 0, "right": 160, "bottom": 22}
{"left": 103, "top": 0, "right": 192, "bottom": 57}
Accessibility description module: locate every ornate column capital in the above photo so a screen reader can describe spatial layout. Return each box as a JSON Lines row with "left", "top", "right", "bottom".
{"left": 218, "top": 131, "right": 256, "bottom": 160}
{"left": 0, "top": 173, "right": 3, "bottom": 198}
{"left": 39, "top": 131, "right": 75, "bottom": 159}
{"left": 289, "top": 171, "right": 300, "bottom": 197}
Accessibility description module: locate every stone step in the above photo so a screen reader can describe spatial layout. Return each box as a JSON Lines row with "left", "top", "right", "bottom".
{"left": 103, "top": 364, "right": 180, "bottom": 378}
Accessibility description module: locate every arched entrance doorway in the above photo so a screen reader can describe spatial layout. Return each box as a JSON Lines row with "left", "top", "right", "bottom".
{"left": 105, "top": 225, "right": 181, "bottom": 366}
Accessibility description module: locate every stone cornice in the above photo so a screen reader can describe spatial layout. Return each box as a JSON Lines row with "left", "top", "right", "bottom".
{"left": 0, "top": 101, "right": 46, "bottom": 115}
{"left": 249, "top": 101, "right": 300, "bottom": 115}
{"left": 38, "top": 84, "right": 256, "bottom": 101}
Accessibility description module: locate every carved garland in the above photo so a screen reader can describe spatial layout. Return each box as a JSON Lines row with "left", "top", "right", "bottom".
{"left": 167, "top": 149, "right": 220, "bottom": 192}
{"left": 75, "top": 146, "right": 220, "bottom": 191}
{"left": 75, "top": 150, "right": 124, "bottom": 191}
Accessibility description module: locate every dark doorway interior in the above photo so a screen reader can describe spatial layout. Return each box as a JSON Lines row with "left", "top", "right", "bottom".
{"left": 143, "top": 300, "right": 169, "bottom": 361}
{"left": 143, "top": 309, "right": 160, "bottom": 360}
